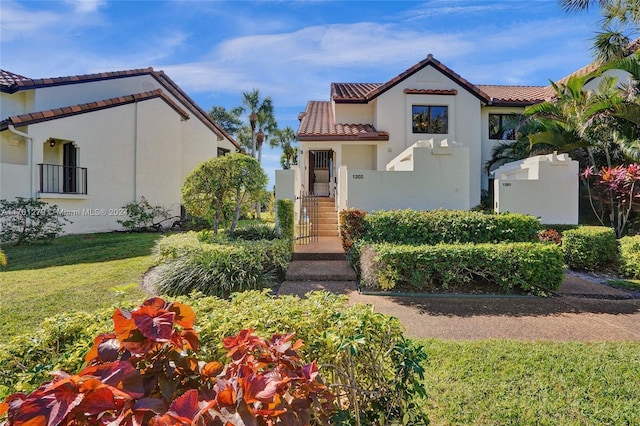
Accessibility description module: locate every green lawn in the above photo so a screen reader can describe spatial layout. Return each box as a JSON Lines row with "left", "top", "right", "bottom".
{"left": 0, "top": 232, "right": 161, "bottom": 337}
{"left": 1, "top": 233, "right": 639, "bottom": 424}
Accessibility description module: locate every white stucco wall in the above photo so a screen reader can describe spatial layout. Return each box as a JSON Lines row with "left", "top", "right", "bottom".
{"left": 494, "top": 153, "right": 579, "bottom": 224}
{"left": 334, "top": 102, "right": 374, "bottom": 124}
{"left": 344, "top": 143, "right": 470, "bottom": 212}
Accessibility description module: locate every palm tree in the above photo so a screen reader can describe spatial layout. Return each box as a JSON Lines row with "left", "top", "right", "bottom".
{"left": 241, "top": 89, "right": 277, "bottom": 161}
{"left": 271, "top": 126, "right": 297, "bottom": 169}
{"left": 559, "top": 0, "right": 639, "bottom": 62}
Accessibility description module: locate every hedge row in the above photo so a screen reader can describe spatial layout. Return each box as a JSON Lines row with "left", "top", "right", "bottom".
{"left": 0, "top": 291, "right": 428, "bottom": 424}
{"left": 359, "top": 242, "right": 564, "bottom": 295}
{"left": 362, "top": 209, "right": 541, "bottom": 245}
{"left": 561, "top": 226, "right": 618, "bottom": 271}
{"left": 154, "top": 231, "right": 291, "bottom": 298}
{"left": 619, "top": 235, "right": 640, "bottom": 279}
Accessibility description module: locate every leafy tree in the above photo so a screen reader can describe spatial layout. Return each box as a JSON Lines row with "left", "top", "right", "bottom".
{"left": 181, "top": 154, "right": 267, "bottom": 233}
{"left": 559, "top": 0, "right": 639, "bottom": 62}
{"left": 0, "top": 198, "right": 70, "bottom": 245}
{"left": 271, "top": 126, "right": 298, "bottom": 169}
{"left": 208, "top": 105, "right": 244, "bottom": 135}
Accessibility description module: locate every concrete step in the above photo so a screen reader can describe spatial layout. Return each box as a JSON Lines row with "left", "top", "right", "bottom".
{"left": 285, "top": 260, "right": 357, "bottom": 281}
{"left": 292, "top": 251, "right": 347, "bottom": 261}
{"left": 276, "top": 280, "right": 357, "bottom": 298}
{"left": 318, "top": 229, "right": 340, "bottom": 237}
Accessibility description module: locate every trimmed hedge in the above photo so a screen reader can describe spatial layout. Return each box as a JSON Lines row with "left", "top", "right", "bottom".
{"left": 562, "top": 226, "right": 618, "bottom": 271}
{"left": 363, "top": 209, "right": 541, "bottom": 245}
{"left": 0, "top": 291, "right": 429, "bottom": 424}
{"left": 619, "top": 235, "right": 640, "bottom": 279}
{"left": 360, "top": 242, "right": 564, "bottom": 295}
{"left": 154, "top": 232, "right": 291, "bottom": 298}
{"left": 276, "top": 198, "right": 295, "bottom": 253}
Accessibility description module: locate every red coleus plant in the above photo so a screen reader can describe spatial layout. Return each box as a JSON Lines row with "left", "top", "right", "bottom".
{"left": 0, "top": 298, "right": 333, "bottom": 425}
{"left": 581, "top": 163, "right": 640, "bottom": 237}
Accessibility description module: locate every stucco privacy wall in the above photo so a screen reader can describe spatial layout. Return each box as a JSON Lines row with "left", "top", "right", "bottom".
{"left": 20, "top": 98, "right": 184, "bottom": 234}
{"left": 343, "top": 142, "right": 470, "bottom": 212}
{"left": 494, "top": 153, "right": 579, "bottom": 224}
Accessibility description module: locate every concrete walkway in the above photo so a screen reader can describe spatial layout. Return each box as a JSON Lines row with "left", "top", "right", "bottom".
{"left": 278, "top": 238, "right": 640, "bottom": 342}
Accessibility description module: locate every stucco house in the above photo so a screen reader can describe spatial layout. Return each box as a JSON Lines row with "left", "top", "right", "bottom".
{"left": 290, "top": 54, "right": 553, "bottom": 213}
{"left": 0, "top": 68, "right": 239, "bottom": 234}
{"left": 277, "top": 51, "right": 636, "bottom": 227}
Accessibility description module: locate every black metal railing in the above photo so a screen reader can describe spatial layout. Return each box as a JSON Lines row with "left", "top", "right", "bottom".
{"left": 296, "top": 191, "right": 318, "bottom": 244}
{"left": 38, "top": 163, "right": 87, "bottom": 195}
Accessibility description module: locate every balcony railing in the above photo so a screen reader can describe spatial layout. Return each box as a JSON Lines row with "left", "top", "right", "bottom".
{"left": 38, "top": 163, "right": 87, "bottom": 195}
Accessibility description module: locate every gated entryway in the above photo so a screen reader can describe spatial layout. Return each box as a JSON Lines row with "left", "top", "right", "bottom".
{"left": 296, "top": 191, "right": 318, "bottom": 244}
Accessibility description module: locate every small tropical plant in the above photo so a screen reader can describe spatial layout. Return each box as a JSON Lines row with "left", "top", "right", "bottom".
{"left": 581, "top": 163, "right": 640, "bottom": 237}
{"left": 116, "top": 196, "right": 170, "bottom": 231}
{"left": 0, "top": 297, "right": 334, "bottom": 425}
{"left": 0, "top": 197, "right": 70, "bottom": 244}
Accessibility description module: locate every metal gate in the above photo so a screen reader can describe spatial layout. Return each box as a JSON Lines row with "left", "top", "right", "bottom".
{"left": 296, "top": 191, "right": 318, "bottom": 244}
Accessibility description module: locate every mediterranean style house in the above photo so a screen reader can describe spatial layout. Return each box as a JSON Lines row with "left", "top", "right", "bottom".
{"left": 278, "top": 51, "right": 635, "bottom": 226}
{"left": 292, "top": 54, "right": 553, "bottom": 212}
{"left": 0, "top": 68, "right": 239, "bottom": 234}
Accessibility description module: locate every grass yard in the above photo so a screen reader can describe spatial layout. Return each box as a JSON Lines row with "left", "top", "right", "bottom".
{"left": 0, "top": 232, "right": 161, "bottom": 337}
{"left": 420, "top": 339, "right": 640, "bottom": 425}
{"left": 2, "top": 232, "right": 639, "bottom": 424}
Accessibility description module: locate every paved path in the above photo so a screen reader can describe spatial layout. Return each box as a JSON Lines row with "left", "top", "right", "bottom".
{"left": 277, "top": 272, "right": 640, "bottom": 341}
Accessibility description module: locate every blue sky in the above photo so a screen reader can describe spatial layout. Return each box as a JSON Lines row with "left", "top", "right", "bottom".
{"left": 0, "top": 0, "right": 602, "bottom": 187}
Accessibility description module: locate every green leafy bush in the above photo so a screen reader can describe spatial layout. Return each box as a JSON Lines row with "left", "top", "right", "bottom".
{"left": 0, "top": 291, "right": 428, "bottom": 424}
{"left": 619, "top": 235, "right": 640, "bottom": 279}
{"left": 562, "top": 226, "right": 618, "bottom": 271}
{"left": 154, "top": 232, "right": 291, "bottom": 297}
{"left": 360, "top": 242, "right": 564, "bottom": 295}
{"left": 364, "top": 209, "right": 541, "bottom": 245}
{"left": 116, "top": 196, "right": 169, "bottom": 231}
{"left": 229, "top": 222, "right": 278, "bottom": 240}
{"left": 0, "top": 197, "right": 70, "bottom": 244}
{"left": 276, "top": 198, "right": 294, "bottom": 252}
{"left": 1, "top": 298, "right": 334, "bottom": 424}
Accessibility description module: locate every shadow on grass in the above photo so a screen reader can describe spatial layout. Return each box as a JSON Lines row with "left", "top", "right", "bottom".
{"left": 1, "top": 232, "right": 163, "bottom": 271}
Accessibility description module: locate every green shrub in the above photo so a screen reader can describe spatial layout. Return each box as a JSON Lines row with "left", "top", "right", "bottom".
{"left": 0, "top": 197, "right": 70, "bottom": 244}
{"left": 228, "top": 222, "right": 278, "bottom": 240}
{"left": 0, "top": 291, "right": 429, "bottom": 424}
{"left": 116, "top": 196, "right": 170, "bottom": 231}
{"left": 562, "top": 226, "right": 618, "bottom": 271}
{"left": 619, "top": 235, "right": 640, "bottom": 279}
{"left": 360, "top": 242, "right": 564, "bottom": 295}
{"left": 339, "top": 208, "right": 367, "bottom": 253}
{"left": 364, "top": 209, "right": 541, "bottom": 245}
{"left": 276, "top": 198, "right": 294, "bottom": 252}
{"left": 154, "top": 232, "right": 291, "bottom": 297}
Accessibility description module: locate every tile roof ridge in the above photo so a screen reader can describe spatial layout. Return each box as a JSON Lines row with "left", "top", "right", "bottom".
{"left": 0, "top": 89, "right": 189, "bottom": 130}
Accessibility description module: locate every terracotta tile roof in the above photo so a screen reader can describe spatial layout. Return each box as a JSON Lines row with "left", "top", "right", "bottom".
{"left": 0, "top": 89, "right": 189, "bottom": 130}
{"left": 297, "top": 101, "right": 389, "bottom": 141}
{"left": 0, "top": 67, "right": 240, "bottom": 149}
{"left": 476, "top": 85, "right": 552, "bottom": 106}
{"left": 331, "top": 55, "right": 491, "bottom": 104}
{"left": 0, "top": 69, "right": 31, "bottom": 88}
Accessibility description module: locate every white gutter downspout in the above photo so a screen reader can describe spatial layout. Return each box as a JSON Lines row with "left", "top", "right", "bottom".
{"left": 8, "top": 124, "right": 34, "bottom": 198}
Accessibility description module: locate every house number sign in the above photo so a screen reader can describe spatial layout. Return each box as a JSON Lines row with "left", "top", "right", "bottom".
{"left": 352, "top": 174, "right": 364, "bottom": 179}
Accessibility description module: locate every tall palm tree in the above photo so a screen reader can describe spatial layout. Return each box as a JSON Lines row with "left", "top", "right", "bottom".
{"left": 271, "top": 126, "right": 297, "bottom": 169}
{"left": 255, "top": 98, "right": 277, "bottom": 164}
{"left": 559, "top": 0, "right": 639, "bottom": 62}
{"left": 241, "top": 89, "right": 277, "bottom": 161}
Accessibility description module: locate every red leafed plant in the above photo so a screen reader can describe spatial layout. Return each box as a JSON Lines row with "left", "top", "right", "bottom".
{"left": 581, "top": 163, "right": 640, "bottom": 237}
{"left": 538, "top": 229, "right": 563, "bottom": 246}
{"left": 0, "top": 298, "right": 334, "bottom": 425}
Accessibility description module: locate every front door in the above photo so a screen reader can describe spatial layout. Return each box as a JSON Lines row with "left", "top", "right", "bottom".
{"left": 63, "top": 143, "right": 77, "bottom": 193}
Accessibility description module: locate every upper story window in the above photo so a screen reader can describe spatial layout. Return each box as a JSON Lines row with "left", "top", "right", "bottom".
{"left": 412, "top": 105, "right": 448, "bottom": 134}
{"left": 489, "top": 114, "right": 519, "bottom": 140}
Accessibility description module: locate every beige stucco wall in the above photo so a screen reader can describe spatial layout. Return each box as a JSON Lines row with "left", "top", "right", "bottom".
{"left": 342, "top": 145, "right": 376, "bottom": 170}
{"left": 494, "top": 153, "right": 579, "bottom": 224}
{"left": 1, "top": 98, "right": 187, "bottom": 234}
{"left": 345, "top": 143, "right": 470, "bottom": 212}
{"left": 334, "top": 102, "right": 374, "bottom": 125}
